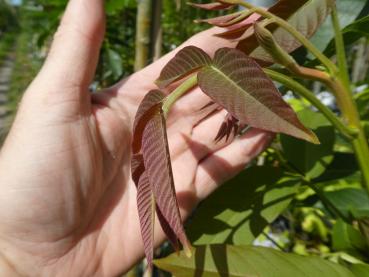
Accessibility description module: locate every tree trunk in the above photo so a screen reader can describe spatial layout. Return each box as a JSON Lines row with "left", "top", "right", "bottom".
{"left": 134, "top": 0, "right": 152, "bottom": 71}
{"left": 152, "top": 0, "right": 163, "bottom": 61}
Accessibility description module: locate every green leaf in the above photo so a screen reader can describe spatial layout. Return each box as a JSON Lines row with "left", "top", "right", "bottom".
{"left": 311, "top": 0, "right": 369, "bottom": 55}
{"left": 349, "top": 263, "right": 369, "bottom": 277}
{"left": 318, "top": 15, "right": 369, "bottom": 59}
{"left": 197, "top": 48, "right": 318, "bottom": 143}
{"left": 156, "top": 46, "right": 211, "bottom": 88}
{"left": 313, "top": 152, "right": 358, "bottom": 183}
{"left": 281, "top": 109, "right": 335, "bottom": 179}
{"left": 324, "top": 188, "right": 369, "bottom": 219}
{"left": 237, "top": 0, "right": 334, "bottom": 63}
{"left": 154, "top": 245, "right": 356, "bottom": 276}
{"left": 106, "top": 0, "right": 136, "bottom": 14}
{"left": 358, "top": 218, "right": 369, "bottom": 249}
{"left": 187, "top": 165, "right": 300, "bottom": 245}
{"left": 355, "top": 89, "right": 369, "bottom": 119}
{"left": 333, "top": 219, "right": 368, "bottom": 257}
{"left": 107, "top": 48, "right": 123, "bottom": 79}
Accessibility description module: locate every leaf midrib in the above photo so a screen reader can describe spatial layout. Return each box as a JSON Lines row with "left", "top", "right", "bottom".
{"left": 205, "top": 64, "right": 307, "bottom": 139}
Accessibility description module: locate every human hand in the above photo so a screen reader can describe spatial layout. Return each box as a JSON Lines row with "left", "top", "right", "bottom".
{"left": 0, "top": 0, "right": 273, "bottom": 276}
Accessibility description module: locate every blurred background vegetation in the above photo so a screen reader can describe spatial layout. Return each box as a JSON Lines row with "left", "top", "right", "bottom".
{"left": 0, "top": 0, "right": 225, "bottom": 116}
{"left": 1, "top": 0, "right": 369, "bottom": 276}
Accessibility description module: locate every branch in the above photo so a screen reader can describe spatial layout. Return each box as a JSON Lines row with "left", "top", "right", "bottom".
{"left": 264, "top": 69, "right": 357, "bottom": 140}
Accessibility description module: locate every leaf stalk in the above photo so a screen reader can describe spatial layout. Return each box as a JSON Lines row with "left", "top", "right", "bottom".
{"left": 162, "top": 74, "right": 198, "bottom": 117}
{"left": 331, "top": 5, "right": 350, "bottom": 88}
{"left": 329, "top": 5, "right": 369, "bottom": 196}
{"left": 264, "top": 69, "right": 357, "bottom": 140}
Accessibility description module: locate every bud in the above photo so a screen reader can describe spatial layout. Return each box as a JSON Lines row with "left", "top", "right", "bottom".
{"left": 254, "top": 22, "right": 297, "bottom": 68}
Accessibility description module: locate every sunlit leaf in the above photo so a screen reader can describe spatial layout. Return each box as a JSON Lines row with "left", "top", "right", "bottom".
{"left": 195, "top": 12, "right": 245, "bottom": 27}
{"left": 154, "top": 245, "right": 356, "bottom": 276}
{"left": 140, "top": 91, "right": 191, "bottom": 255}
{"left": 132, "top": 90, "right": 164, "bottom": 154}
{"left": 212, "top": 0, "right": 308, "bottom": 41}
{"left": 324, "top": 188, "right": 369, "bottom": 219}
{"left": 187, "top": 165, "right": 300, "bottom": 245}
{"left": 313, "top": 152, "right": 358, "bottom": 183}
{"left": 311, "top": 0, "right": 368, "bottom": 56}
{"left": 197, "top": 48, "right": 318, "bottom": 143}
{"left": 214, "top": 23, "right": 254, "bottom": 39}
{"left": 333, "top": 219, "right": 368, "bottom": 258}
{"left": 188, "top": 1, "right": 234, "bottom": 10}
{"left": 281, "top": 109, "right": 335, "bottom": 179}
{"left": 237, "top": 0, "right": 335, "bottom": 63}
{"left": 132, "top": 90, "right": 191, "bottom": 265}
{"left": 156, "top": 46, "right": 211, "bottom": 88}
{"left": 136, "top": 170, "right": 155, "bottom": 266}
{"left": 319, "top": 15, "right": 369, "bottom": 59}
{"left": 349, "top": 263, "right": 369, "bottom": 277}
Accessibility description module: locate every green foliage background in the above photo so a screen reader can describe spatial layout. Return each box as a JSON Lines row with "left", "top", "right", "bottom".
{"left": 1, "top": 0, "right": 369, "bottom": 276}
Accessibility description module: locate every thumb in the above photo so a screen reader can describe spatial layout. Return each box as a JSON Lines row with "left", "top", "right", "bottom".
{"left": 34, "top": 0, "right": 105, "bottom": 93}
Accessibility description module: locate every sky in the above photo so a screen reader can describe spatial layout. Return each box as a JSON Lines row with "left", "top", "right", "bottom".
{"left": 9, "top": 0, "right": 22, "bottom": 6}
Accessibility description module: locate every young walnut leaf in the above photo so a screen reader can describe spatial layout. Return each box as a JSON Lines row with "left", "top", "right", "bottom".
{"left": 136, "top": 169, "right": 155, "bottom": 266}
{"left": 156, "top": 46, "right": 211, "bottom": 88}
{"left": 141, "top": 95, "right": 192, "bottom": 256}
{"left": 132, "top": 91, "right": 164, "bottom": 154}
{"left": 191, "top": 0, "right": 308, "bottom": 40}
{"left": 197, "top": 48, "right": 319, "bottom": 144}
{"left": 237, "top": 0, "right": 335, "bottom": 62}
{"left": 215, "top": 113, "right": 240, "bottom": 142}
{"left": 132, "top": 90, "right": 191, "bottom": 267}
{"left": 132, "top": 155, "right": 181, "bottom": 257}
{"left": 214, "top": 23, "right": 254, "bottom": 39}
{"left": 195, "top": 12, "right": 245, "bottom": 27}
{"left": 188, "top": 1, "right": 234, "bottom": 10}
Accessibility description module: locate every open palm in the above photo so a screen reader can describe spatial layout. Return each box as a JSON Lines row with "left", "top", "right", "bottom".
{"left": 0, "top": 1, "right": 272, "bottom": 276}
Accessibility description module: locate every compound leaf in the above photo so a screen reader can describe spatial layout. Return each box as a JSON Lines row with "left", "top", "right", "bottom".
{"left": 132, "top": 90, "right": 191, "bottom": 266}
{"left": 154, "top": 245, "right": 356, "bottom": 277}
{"left": 197, "top": 48, "right": 318, "bottom": 143}
{"left": 140, "top": 91, "right": 191, "bottom": 255}
{"left": 187, "top": 1, "right": 234, "bottom": 10}
{"left": 237, "top": 0, "right": 335, "bottom": 63}
{"left": 187, "top": 165, "right": 300, "bottom": 245}
{"left": 132, "top": 90, "right": 164, "bottom": 154}
{"left": 156, "top": 46, "right": 211, "bottom": 88}
{"left": 281, "top": 109, "right": 335, "bottom": 179}
{"left": 136, "top": 170, "right": 155, "bottom": 266}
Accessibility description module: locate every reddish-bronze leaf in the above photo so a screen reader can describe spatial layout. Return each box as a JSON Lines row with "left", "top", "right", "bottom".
{"left": 156, "top": 46, "right": 211, "bottom": 89}
{"left": 188, "top": 1, "right": 234, "bottom": 10}
{"left": 215, "top": 113, "right": 240, "bottom": 142}
{"left": 136, "top": 170, "right": 155, "bottom": 267}
{"left": 195, "top": 12, "right": 243, "bottom": 27}
{"left": 131, "top": 153, "right": 145, "bottom": 186}
{"left": 214, "top": 23, "right": 254, "bottom": 39}
{"left": 132, "top": 89, "right": 191, "bottom": 264}
{"left": 132, "top": 90, "right": 164, "bottom": 154}
{"left": 156, "top": 206, "right": 180, "bottom": 252}
{"left": 197, "top": 48, "right": 319, "bottom": 143}
{"left": 237, "top": 0, "right": 334, "bottom": 63}
{"left": 141, "top": 101, "right": 192, "bottom": 255}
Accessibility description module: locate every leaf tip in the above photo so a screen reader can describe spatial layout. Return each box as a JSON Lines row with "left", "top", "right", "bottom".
{"left": 154, "top": 79, "right": 164, "bottom": 89}
{"left": 307, "top": 131, "right": 320, "bottom": 145}
{"left": 183, "top": 243, "right": 193, "bottom": 258}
